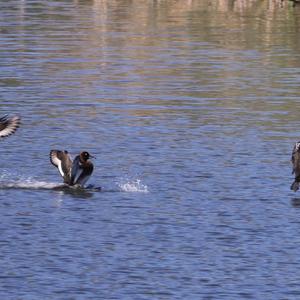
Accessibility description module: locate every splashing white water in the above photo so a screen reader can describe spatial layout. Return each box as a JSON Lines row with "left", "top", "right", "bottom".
{"left": 0, "top": 171, "right": 148, "bottom": 193}
{"left": 0, "top": 171, "right": 59, "bottom": 190}
{"left": 0, "top": 178, "right": 59, "bottom": 190}
{"left": 117, "top": 179, "right": 149, "bottom": 193}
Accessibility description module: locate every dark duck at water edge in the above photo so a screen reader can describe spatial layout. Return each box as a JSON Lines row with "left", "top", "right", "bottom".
{"left": 50, "top": 150, "right": 94, "bottom": 188}
{"left": 0, "top": 115, "right": 20, "bottom": 138}
{"left": 291, "top": 141, "right": 300, "bottom": 191}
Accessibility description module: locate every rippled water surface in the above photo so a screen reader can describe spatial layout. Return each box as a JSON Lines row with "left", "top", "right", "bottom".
{"left": 1, "top": 0, "right": 300, "bottom": 298}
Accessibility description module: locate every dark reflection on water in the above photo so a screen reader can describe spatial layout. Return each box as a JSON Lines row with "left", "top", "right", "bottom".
{"left": 1, "top": 0, "right": 300, "bottom": 299}
{"left": 291, "top": 198, "right": 300, "bottom": 207}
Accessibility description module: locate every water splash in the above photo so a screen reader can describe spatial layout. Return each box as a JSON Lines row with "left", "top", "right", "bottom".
{"left": 0, "top": 170, "right": 60, "bottom": 190}
{"left": 117, "top": 179, "right": 149, "bottom": 193}
{"left": 0, "top": 178, "right": 59, "bottom": 190}
{"left": 0, "top": 171, "right": 148, "bottom": 193}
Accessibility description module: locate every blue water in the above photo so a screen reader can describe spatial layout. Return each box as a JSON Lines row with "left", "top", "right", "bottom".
{"left": 1, "top": 0, "right": 300, "bottom": 299}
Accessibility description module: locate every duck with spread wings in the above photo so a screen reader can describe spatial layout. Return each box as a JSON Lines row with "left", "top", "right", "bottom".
{"left": 50, "top": 150, "right": 94, "bottom": 188}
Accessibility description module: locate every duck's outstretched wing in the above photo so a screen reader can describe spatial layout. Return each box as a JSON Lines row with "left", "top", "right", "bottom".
{"left": 0, "top": 115, "right": 21, "bottom": 138}
{"left": 71, "top": 155, "right": 93, "bottom": 187}
{"left": 75, "top": 161, "right": 93, "bottom": 187}
{"left": 50, "top": 150, "right": 73, "bottom": 184}
{"left": 70, "top": 155, "right": 82, "bottom": 185}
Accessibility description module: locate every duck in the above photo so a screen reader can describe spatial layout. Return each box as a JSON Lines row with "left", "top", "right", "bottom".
{"left": 0, "top": 115, "right": 20, "bottom": 138}
{"left": 50, "top": 150, "right": 94, "bottom": 187}
{"left": 291, "top": 141, "right": 300, "bottom": 191}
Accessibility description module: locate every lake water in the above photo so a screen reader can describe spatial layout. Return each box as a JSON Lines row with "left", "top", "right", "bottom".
{"left": 1, "top": 0, "right": 300, "bottom": 299}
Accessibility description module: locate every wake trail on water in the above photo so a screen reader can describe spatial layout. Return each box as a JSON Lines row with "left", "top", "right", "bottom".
{"left": 0, "top": 173, "right": 59, "bottom": 190}
{"left": 0, "top": 171, "right": 149, "bottom": 193}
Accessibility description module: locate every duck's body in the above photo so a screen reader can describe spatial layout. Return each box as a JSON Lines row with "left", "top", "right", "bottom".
{"left": 50, "top": 150, "right": 94, "bottom": 187}
{"left": 291, "top": 142, "right": 300, "bottom": 191}
{"left": 0, "top": 115, "right": 20, "bottom": 138}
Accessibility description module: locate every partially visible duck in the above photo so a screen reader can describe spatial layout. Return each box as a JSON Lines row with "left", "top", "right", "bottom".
{"left": 291, "top": 141, "right": 300, "bottom": 191}
{"left": 50, "top": 150, "right": 94, "bottom": 187}
{"left": 0, "top": 115, "right": 20, "bottom": 138}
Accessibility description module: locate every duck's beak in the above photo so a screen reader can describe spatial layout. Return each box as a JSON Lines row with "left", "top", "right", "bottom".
{"left": 90, "top": 154, "right": 96, "bottom": 159}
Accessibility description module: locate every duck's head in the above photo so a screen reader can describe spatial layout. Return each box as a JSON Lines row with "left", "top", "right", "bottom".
{"left": 80, "top": 151, "right": 95, "bottom": 161}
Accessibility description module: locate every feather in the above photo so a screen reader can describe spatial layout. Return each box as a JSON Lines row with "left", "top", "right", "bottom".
{"left": 70, "top": 155, "right": 81, "bottom": 184}
{"left": 0, "top": 115, "right": 20, "bottom": 138}
{"left": 50, "top": 150, "right": 73, "bottom": 184}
